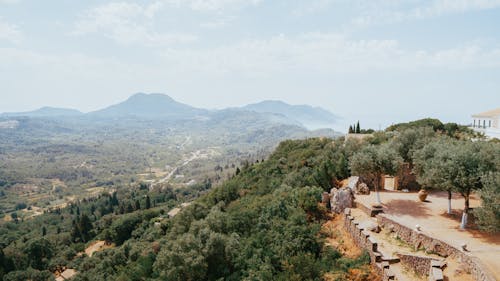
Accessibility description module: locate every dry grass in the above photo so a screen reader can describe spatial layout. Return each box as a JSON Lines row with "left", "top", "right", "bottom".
{"left": 322, "top": 213, "right": 363, "bottom": 259}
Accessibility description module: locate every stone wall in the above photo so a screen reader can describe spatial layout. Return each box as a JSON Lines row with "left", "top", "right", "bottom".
{"left": 376, "top": 214, "right": 496, "bottom": 281}
{"left": 343, "top": 209, "right": 395, "bottom": 281}
{"left": 396, "top": 253, "right": 436, "bottom": 276}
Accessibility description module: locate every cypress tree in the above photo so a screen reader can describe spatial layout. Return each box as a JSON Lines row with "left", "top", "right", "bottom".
{"left": 145, "top": 195, "right": 151, "bottom": 209}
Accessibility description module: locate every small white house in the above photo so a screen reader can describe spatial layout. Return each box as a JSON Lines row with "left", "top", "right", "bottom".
{"left": 471, "top": 108, "right": 500, "bottom": 139}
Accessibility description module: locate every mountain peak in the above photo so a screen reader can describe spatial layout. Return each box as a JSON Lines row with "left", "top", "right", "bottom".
{"left": 128, "top": 93, "right": 174, "bottom": 101}
{"left": 243, "top": 100, "right": 337, "bottom": 129}
{"left": 90, "top": 93, "right": 206, "bottom": 118}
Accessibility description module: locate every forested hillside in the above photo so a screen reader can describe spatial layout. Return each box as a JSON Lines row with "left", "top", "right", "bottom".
{"left": 0, "top": 138, "right": 372, "bottom": 281}
{"left": 0, "top": 118, "right": 498, "bottom": 281}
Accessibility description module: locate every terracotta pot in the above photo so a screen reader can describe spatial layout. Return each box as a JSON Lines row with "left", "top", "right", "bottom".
{"left": 418, "top": 189, "right": 428, "bottom": 202}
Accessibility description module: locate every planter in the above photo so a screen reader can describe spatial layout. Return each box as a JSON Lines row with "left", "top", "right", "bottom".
{"left": 418, "top": 189, "right": 428, "bottom": 202}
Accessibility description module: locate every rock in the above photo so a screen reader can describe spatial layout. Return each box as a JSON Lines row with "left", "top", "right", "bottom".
{"left": 388, "top": 224, "right": 395, "bottom": 233}
{"left": 357, "top": 182, "right": 370, "bottom": 195}
{"left": 330, "top": 187, "right": 354, "bottom": 214}
{"left": 347, "top": 176, "right": 370, "bottom": 195}
{"left": 347, "top": 176, "right": 359, "bottom": 190}
{"left": 359, "top": 220, "right": 381, "bottom": 233}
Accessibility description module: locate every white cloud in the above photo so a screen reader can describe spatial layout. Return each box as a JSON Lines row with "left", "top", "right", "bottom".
{"left": 350, "top": 0, "right": 500, "bottom": 27}
{"left": 162, "top": 0, "right": 263, "bottom": 12}
{"left": 414, "top": 0, "right": 500, "bottom": 17}
{"left": 159, "top": 33, "right": 500, "bottom": 76}
{"left": 187, "top": 0, "right": 262, "bottom": 11}
{"left": 0, "top": 18, "right": 21, "bottom": 43}
{"left": 199, "top": 16, "right": 235, "bottom": 28}
{"left": 73, "top": 2, "right": 197, "bottom": 46}
{"left": 0, "top": 0, "right": 20, "bottom": 4}
{"left": 291, "top": 0, "right": 337, "bottom": 16}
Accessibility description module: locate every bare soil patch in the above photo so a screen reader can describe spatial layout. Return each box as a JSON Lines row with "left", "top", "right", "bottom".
{"left": 84, "top": 240, "right": 113, "bottom": 257}
{"left": 322, "top": 213, "right": 362, "bottom": 259}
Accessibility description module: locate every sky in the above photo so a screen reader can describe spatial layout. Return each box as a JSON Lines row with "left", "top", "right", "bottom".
{"left": 1, "top": 0, "right": 500, "bottom": 130}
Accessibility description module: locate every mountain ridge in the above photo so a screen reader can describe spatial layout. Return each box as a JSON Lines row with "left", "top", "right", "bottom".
{"left": 1, "top": 93, "right": 338, "bottom": 129}
{"left": 1, "top": 106, "right": 83, "bottom": 117}
{"left": 242, "top": 100, "right": 338, "bottom": 129}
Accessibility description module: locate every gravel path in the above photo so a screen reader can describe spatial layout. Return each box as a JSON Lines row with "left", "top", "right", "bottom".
{"left": 356, "top": 190, "right": 500, "bottom": 279}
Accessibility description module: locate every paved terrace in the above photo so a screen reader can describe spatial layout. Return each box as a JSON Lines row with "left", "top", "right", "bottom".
{"left": 355, "top": 190, "right": 500, "bottom": 279}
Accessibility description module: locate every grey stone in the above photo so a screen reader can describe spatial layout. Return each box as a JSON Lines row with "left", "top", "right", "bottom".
{"left": 330, "top": 187, "right": 354, "bottom": 213}
{"left": 431, "top": 267, "right": 444, "bottom": 281}
{"left": 359, "top": 220, "right": 381, "bottom": 233}
{"left": 357, "top": 182, "right": 370, "bottom": 194}
{"left": 368, "top": 236, "right": 378, "bottom": 251}
{"left": 431, "top": 260, "right": 442, "bottom": 268}
{"left": 347, "top": 176, "right": 370, "bottom": 194}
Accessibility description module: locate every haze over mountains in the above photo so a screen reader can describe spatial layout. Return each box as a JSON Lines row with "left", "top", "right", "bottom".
{"left": 2, "top": 106, "right": 83, "bottom": 117}
{"left": 1, "top": 93, "right": 338, "bottom": 130}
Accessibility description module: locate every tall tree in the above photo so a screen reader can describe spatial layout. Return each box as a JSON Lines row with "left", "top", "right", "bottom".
{"left": 474, "top": 172, "right": 500, "bottom": 233}
{"left": 414, "top": 139, "right": 498, "bottom": 228}
{"left": 350, "top": 144, "right": 402, "bottom": 205}
{"left": 24, "top": 238, "right": 53, "bottom": 270}
{"left": 355, "top": 121, "right": 360, "bottom": 134}
{"left": 390, "top": 127, "right": 436, "bottom": 188}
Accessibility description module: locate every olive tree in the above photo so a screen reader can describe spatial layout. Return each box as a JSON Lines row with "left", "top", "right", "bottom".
{"left": 474, "top": 172, "right": 500, "bottom": 233}
{"left": 414, "top": 139, "right": 498, "bottom": 229}
{"left": 413, "top": 137, "right": 456, "bottom": 214}
{"left": 390, "top": 127, "right": 435, "bottom": 189}
{"left": 350, "top": 144, "right": 402, "bottom": 205}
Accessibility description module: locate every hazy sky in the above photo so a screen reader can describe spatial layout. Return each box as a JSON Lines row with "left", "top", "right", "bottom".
{"left": 1, "top": 0, "right": 500, "bottom": 129}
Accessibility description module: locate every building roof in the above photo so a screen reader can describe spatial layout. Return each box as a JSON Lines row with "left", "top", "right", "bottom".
{"left": 472, "top": 108, "right": 500, "bottom": 118}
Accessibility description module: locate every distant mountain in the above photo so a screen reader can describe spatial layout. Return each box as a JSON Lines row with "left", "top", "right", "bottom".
{"left": 242, "top": 100, "right": 337, "bottom": 129}
{"left": 1, "top": 94, "right": 339, "bottom": 130}
{"left": 89, "top": 93, "right": 208, "bottom": 118}
{"left": 1, "top": 106, "right": 83, "bottom": 117}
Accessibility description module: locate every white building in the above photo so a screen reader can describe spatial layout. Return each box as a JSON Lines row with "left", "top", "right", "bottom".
{"left": 471, "top": 108, "right": 500, "bottom": 139}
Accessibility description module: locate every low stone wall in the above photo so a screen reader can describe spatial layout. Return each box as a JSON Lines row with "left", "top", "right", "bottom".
{"left": 377, "top": 214, "right": 457, "bottom": 257}
{"left": 396, "top": 253, "right": 437, "bottom": 276}
{"left": 376, "top": 214, "right": 496, "bottom": 281}
{"left": 343, "top": 209, "right": 394, "bottom": 281}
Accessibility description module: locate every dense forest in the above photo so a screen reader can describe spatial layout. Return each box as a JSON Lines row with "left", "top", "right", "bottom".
{"left": 0, "top": 118, "right": 498, "bottom": 280}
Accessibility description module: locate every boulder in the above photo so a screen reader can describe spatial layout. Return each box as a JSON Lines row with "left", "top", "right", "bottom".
{"left": 347, "top": 176, "right": 360, "bottom": 191}
{"left": 347, "top": 176, "right": 370, "bottom": 195}
{"left": 330, "top": 187, "right": 354, "bottom": 214}
{"left": 357, "top": 182, "right": 370, "bottom": 195}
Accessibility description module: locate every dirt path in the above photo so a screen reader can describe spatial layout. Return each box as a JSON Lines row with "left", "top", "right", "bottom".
{"left": 155, "top": 148, "right": 218, "bottom": 186}
{"left": 356, "top": 191, "right": 499, "bottom": 279}
{"left": 84, "top": 240, "right": 113, "bottom": 257}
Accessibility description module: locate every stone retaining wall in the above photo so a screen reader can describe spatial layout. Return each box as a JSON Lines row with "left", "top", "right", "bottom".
{"left": 396, "top": 253, "right": 437, "bottom": 276}
{"left": 376, "top": 214, "right": 496, "bottom": 281}
{"left": 343, "top": 209, "right": 394, "bottom": 281}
